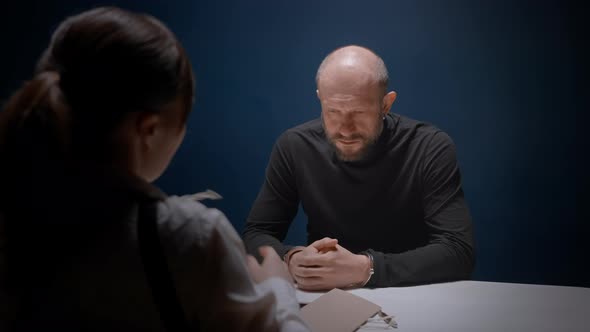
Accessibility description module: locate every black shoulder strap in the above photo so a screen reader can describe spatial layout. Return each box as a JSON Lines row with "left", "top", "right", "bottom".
{"left": 137, "top": 199, "right": 194, "bottom": 332}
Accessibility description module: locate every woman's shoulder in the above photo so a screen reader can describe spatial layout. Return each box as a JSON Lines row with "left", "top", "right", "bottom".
{"left": 154, "top": 196, "right": 241, "bottom": 253}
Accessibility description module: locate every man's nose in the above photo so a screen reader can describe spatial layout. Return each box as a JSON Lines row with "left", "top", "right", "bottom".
{"left": 339, "top": 118, "right": 356, "bottom": 137}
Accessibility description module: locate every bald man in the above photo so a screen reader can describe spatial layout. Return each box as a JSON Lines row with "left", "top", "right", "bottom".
{"left": 243, "top": 45, "right": 475, "bottom": 290}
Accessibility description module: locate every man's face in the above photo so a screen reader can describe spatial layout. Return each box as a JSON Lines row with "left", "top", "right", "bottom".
{"left": 319, "top": 83, "right": 385, "bottom": 162}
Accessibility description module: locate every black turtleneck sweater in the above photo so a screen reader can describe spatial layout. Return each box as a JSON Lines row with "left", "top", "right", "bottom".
{"left": 243, "top": 113, "right": 475, "bottom": 287}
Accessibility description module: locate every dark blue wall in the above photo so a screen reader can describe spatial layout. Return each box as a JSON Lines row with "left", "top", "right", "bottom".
{"left": 1, "top": 0, "right": 587, "bottom": 287}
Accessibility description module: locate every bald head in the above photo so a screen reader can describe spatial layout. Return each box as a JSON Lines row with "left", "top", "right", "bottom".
{"left": 315, "top": 46, "right": 397, "bottom": 161}
{"left": 316, "top": 45, "right": 389, "bottom": 96}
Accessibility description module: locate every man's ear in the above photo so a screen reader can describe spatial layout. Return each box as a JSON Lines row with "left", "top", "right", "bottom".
{"left": 382, "top": 91, "right": 397, "bottom": 116}
{"left": 316, "top": 89, "right": 321, "bottom": 100}
{"left": 136, "top": 112, "right": 161, "bottom": 150}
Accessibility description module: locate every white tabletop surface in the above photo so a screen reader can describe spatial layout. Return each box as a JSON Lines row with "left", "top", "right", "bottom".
{"left": 296, "top": 280, "right": 590, "bottom": 331}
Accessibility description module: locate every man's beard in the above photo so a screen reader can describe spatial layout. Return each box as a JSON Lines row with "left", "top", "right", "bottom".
{"left": 323, "top": 119, "right": 383, "bottom": 162}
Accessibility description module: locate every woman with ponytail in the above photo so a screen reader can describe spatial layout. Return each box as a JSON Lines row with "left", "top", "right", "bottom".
{"left": 0, "top": 7, "right": 308, "bottom": 332}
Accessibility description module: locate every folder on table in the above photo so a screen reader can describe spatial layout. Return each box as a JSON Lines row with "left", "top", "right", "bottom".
{"left": 300, "top": 288, "right": 382, "bottom": 332}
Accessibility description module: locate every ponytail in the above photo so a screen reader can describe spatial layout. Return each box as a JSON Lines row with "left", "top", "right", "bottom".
{"left": 0, "top": 71, "right": 71, "bottom": 203}
{"left": 0, "top": 72, "right": 75, "bottom": 322}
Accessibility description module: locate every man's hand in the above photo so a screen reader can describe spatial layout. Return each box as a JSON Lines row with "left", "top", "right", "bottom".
{"left": 247, "top": 246, "right": 293, "bottom": 284}
{"left": 288, "top": 238, "right": 371, "bottom": 291}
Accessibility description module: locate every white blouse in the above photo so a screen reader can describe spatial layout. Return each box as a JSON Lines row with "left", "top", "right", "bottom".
{"left": 155, "top": 196, "right": 310, "bottom": 331}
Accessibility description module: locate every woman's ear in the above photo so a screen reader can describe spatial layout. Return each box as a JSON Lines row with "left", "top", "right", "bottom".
{"left": 136, "top": 112, "right": 161, "bottom": 151}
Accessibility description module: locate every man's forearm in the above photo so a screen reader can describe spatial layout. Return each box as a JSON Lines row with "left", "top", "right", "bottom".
{"left": 365, "top": 239, "right": 475, "bottom": 287}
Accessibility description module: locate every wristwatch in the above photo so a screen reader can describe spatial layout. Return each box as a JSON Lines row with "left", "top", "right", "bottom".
{"left": 361, "top": 252, "right": 375, "bottom": 287}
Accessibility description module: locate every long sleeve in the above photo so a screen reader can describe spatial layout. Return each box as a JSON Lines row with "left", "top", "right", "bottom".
{"left": 158, "top": 197, "right": 309, "bottom": 331}
{"left": 365, "top": 132, "right": 475, "bottom": 287}
{"left": 243, "top": 133, "right": 300, "bottom": 259}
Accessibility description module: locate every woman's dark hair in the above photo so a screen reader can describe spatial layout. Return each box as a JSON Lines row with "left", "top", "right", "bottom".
{"left": 1, "top": 6, "right": 194, "bottom": 164}
{"left": 0, "top": 7, "right": 194, "bottom": 324}
{"left": 0, "top": 6, "right": 194, "bottom": 198}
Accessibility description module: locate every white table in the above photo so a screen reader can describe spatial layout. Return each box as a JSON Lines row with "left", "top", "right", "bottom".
{"left": 296, "top": 281, "right": 590, "bottom": 331}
